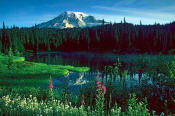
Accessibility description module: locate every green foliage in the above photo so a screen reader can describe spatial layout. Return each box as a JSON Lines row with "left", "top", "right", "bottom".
{"left": 113, "top": 66, "right": 119, "bottom": 77}
{"left": 0, "top": 94, "right": 87, "bottom": 116}
{"left": 7, "top": 48, "right": 15, "bottom": 70}
{"left": 0, "top": 87, "right": 153, "bottom": 116}
{"left": 14, "top": 49, "right": 22, "bottom": 56}
{"left": 163, "top": 61, "right": 175, "bottom": 79}
{"left": 95, "top": 89, "right": 105, "bottom": 116}
{"left": 122, "top": 70, "right": 128, "bottom": 78}
{"left": 126, "top": 94, "right": 150, "bottom": 116}
{"left": 0, "top": 41, "right": 2, "bottom": 53}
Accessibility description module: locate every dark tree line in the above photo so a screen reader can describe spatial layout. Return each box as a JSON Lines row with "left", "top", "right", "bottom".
{"left": 0, "top": 21, "right": 175, "bottom": 55}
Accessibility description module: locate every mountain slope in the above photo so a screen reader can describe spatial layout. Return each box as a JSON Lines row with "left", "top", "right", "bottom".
{"left": 37, "top": 11, "right": 103, "bottom": 29}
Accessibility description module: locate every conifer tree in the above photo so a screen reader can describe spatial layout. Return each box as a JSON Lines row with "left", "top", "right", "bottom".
{"left": 124, "top": 17, "right": 126, "bottom": 24}
{"left": 102, "top": 19, "right": 105, "bottom": 25}
{"left": 2, "top": 22, "right": 6, "bottom": 53}
{"left": 7, "top": 47, "right": 14, "bottom": 70}
{"left": 140, "top": 20, "right": 142, "bottom": 25}
{"left": 0, "top": 41, "right": 2, "bottom": 54}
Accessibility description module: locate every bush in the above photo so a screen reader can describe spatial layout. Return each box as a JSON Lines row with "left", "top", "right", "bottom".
{"left": 126, "top": 94, "right": 150, "bottom": 116}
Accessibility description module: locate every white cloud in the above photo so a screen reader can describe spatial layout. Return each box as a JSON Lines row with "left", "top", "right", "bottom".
{"left": 88, "top": 13, "right": 161, "bottom": 24}
{"left": 115, "top": 0, "right": 138, "bottom": 6}
{"left": 91, "top": 5, "right": 175, "bottom": 24}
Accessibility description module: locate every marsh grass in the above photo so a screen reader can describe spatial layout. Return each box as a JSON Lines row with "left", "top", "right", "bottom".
{"left": 0, "top": 54, "right": 89, "bottom": 87}
{"left": 0, "top": 60, "right": 88, "bottom": 77}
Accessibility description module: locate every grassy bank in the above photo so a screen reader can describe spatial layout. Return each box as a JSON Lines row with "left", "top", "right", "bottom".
{"left": 0, "top": 54, "right": 89, "bottom": 87}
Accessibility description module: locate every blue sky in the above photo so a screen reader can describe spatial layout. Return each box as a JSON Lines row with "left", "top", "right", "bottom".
{"left": 0, "top": 0, "right": 175, "bottom": 27}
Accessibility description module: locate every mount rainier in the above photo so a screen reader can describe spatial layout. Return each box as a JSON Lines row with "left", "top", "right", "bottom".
{"left": 37, "top": 11, "right": 104, "bottom": 29}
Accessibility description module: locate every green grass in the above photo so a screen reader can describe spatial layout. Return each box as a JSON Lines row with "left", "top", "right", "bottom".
{"left": 0, "top": 55, "right": 25, "bottom": 62}
{"left": 0, "top": 87, "right": 152, "bottom": 116}
{"left": 0, "top": 54, "right": 90, "bottom": 87}
{"left": 0, "top": 55, "right": 89, "bottom": 77}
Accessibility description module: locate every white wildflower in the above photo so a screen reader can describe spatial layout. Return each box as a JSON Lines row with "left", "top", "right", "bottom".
{"left": 111, "top": 109, "right": 115, "bottom": 112}
{"left": 29, "top": 95, "right": 32, "bottom": 98}
{"left": 45, "top": 108, "right": 49, "bottom": 114}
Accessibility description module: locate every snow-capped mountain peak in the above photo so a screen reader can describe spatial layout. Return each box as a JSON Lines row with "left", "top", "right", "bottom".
{"left": 37, "top": 11, "right": 103, "bottom": 29}
{"left": 63, "top": 11, "right": 88, "bottom": 17}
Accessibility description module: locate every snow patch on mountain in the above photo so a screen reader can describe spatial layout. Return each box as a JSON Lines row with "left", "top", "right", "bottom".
{"left": 37, "top": 11, "right": 103, "bottom": 29}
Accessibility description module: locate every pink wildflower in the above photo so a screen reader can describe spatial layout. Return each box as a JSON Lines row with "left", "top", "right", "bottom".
{"left": 96, "top": 71, "right": 106, "bottom": 94}
{"left": 49, "top": 74, "right": 53, "bottom": 92}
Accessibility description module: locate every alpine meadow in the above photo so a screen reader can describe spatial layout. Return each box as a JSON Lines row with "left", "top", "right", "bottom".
{"left": 0, "top": 0, "right": 175, "bottom": 116}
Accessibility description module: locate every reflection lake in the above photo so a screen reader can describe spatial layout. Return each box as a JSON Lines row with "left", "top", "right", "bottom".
{"left": 25, "top": 52, "right": 175, "bottom": 114}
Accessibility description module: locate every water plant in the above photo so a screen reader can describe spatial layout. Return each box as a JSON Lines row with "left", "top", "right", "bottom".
{"left": 126, "top": 94, "right": 150, "bottom": 116}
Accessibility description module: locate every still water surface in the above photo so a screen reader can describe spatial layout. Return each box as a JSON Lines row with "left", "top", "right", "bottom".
{"left": 25, "top": 52, "right": 175, "bottom": 114}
